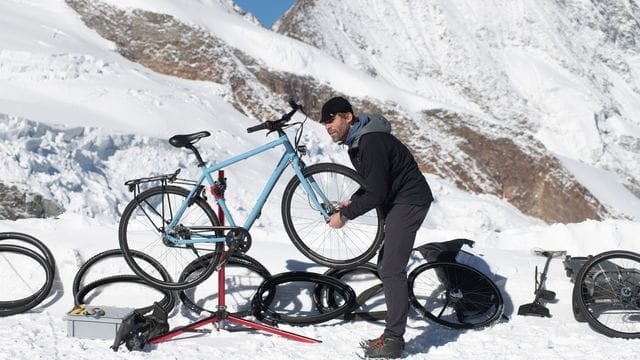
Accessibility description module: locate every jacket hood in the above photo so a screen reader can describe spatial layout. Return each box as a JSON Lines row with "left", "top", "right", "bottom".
{"left": 349, "top": 113, "right": 391, "bottom": 149}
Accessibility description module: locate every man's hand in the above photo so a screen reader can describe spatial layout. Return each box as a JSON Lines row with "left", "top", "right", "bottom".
{"left": 327, "top": 212, "right": 346, "bottom": 229}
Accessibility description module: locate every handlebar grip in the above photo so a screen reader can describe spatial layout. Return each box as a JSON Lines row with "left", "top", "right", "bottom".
{"left": 247, "top": 122, "right": 268, "bottom": 133}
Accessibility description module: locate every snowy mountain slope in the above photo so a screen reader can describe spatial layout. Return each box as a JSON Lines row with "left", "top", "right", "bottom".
{"left": 276, "top": 0, "right": 640, "bottom": 218}
{"left": 0, "top": 0, "right": 345, "bottom": 221}
{"left": 58, "top": 0, "right": 637, "bottom": 223}
{"left": 2, "top": 2, "right": 640, "bottom": 360}
{"left": 1, "top": 0, "right": 639, "bottom": 223}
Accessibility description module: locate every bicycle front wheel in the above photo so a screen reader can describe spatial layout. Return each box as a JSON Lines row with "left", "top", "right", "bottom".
{"left": 119, "top": 185, "right": 223, "bottom": 290}
{"left": 574, "top": 250, "right": 640, "bottom": 338}
{"left": 282, "top": 163, "right": 384, "bottom": 268}
{"left": 408, "top": 262, "right": 503, "bottom": 329}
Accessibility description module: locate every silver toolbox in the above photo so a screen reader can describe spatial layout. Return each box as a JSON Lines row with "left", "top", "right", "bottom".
{"left": 65, "top": 306, "right": 134, "bottom": 340}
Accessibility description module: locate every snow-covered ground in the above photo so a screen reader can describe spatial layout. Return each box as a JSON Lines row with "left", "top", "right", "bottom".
{"left": 2, "top": 213, "right": 640, "bottom": 359}
{"left": 2, "top": 1, "right": 640, "bottom": 359}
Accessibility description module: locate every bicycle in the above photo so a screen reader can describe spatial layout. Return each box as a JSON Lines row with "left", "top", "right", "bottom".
{"left": 119, "top": 100, "right": 384, "bottom": 290}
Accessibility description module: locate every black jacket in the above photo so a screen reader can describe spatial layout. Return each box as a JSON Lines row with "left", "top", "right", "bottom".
{"left": 341, "top": 114, "right": 433, "bottom": 220}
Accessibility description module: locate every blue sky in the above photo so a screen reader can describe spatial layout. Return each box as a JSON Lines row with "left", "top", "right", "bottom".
{"left": 234, "top": 0, "right": 296, "bottom": 28}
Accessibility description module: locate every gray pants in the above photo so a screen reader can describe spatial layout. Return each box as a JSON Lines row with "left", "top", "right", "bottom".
{"left": 378, "top": 203, "right": 430, "bottom": 339}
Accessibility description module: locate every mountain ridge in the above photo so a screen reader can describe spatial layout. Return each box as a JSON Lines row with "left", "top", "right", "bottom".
{"left": 1, "top": 0, "right": 638, "bottom": 223}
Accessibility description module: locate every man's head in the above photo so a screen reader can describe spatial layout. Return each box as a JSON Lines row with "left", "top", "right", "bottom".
{"left": 320, "top": 96, "right": 355, "bottom": 143}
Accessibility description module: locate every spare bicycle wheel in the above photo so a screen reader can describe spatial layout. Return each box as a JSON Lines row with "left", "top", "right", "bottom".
{"left": 408, "top": 262, "right": 503, "bottom": 329}
{"left": 315, "top": 262, "right": 386, "bottom": 321}
{"left": 72, "top": 248, "right": 175, "bottom": 314}
{"left": 0, "top": 245, "right": 54, "bottom": 317}
{"left": 0, "top": 232, "right": 56, "bottom": 317}
{"left": 574, "top": 250, "right": 640, "bottom": 338}
{"left": 252, "top": 271, "right": 356, "bottom": 326}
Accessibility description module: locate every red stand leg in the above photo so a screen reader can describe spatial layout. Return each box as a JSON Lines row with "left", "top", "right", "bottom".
{"left": 149, "top": 170, "right": 320, "bottom": 345}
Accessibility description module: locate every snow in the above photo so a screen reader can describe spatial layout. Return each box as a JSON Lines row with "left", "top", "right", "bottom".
{"left": 278, "top": 0, "right": 640, "bottom": 215}
{"left": 556, "top": 154, "right": 640, "bottom": 219}
{"left": 2, "top": 0, "right": 640, "bottom": 359}
{"left": 2, "top": 214, "right": 640, "bottom": 359}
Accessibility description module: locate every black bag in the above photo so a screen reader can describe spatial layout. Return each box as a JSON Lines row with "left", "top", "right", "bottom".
{"left": 111, "top": 302, "right": 169, "bottom": 352}
{"left": 416, "top": 238, "right": 475, "bottom": 264}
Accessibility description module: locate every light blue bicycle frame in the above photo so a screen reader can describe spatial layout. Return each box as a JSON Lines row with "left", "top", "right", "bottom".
{"left": 164, "top": 132, "right": 331, "bottom": 245}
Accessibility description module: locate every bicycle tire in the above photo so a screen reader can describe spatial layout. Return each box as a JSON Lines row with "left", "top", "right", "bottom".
{"left": 72, "top": 249, "right": 173, "bottom": 296}
{"left": 343, "top": 283, "right": 387, "bottom": 321}
{"left": 178, "top": 253, "right": 272, "bottom": 317}
{"left": 574, "top": 250, "right": 640, "bottom": 338}
{"left": 0, "top": 244, "right": 48, "bottom": 308}
{"left": 0, "top": 232, "right": 56, "bottom": 283}
{"left": 252, "top": 271, "right": 356, "bottom": 326}
{"left": 281, "top": 163, "right": 384, "bottom": 268}
{"left": 0, "top": 244, "right": 54, "bottom": 317}
{"left": 119, "top": 185, "right": 224, "bottom": 290}
{"left": 408, "top": 262, "right": 503, "bottom": 329}
{"left": 0, "top": 232, "right": 56, "bottom": 315}
{"left": 75, "top": 275, "right": 175, "bottom": 314}
{"left": 72, "top": 249, "right": 175, "bottom": 313}
{"left": 315, "top": 262, "right": 385, "bottom": 320}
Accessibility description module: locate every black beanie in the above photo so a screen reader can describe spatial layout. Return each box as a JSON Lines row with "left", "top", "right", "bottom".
{"left": 320, "top": 96, "right": 353, "bottom": 123}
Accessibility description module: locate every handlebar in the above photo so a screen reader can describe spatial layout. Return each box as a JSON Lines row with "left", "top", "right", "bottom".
{"left": 247, "top": 99, "right": 304, "bottom": 134}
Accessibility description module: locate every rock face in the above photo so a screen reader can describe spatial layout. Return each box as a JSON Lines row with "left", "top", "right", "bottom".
{"left": 0, "top": 183, "right": 64, "bottom": 220}
{"left": 63, "top": 0, "right": 618, "bottom": 223}
{"left": 417, "top": 109, "right": 605, "bottom": 223}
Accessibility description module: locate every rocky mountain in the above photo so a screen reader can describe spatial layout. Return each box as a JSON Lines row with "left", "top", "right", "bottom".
{"left": 2, "top": 0, "right": 638, "bottom": 223}
{"left": 275, "top": 0, "right": 640, "bottom": 220}
{"left": 0, "top": 182, "right": 64, "bottom": 220}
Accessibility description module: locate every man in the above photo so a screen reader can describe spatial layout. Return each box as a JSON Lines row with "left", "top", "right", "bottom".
{"left": 321, "top": 96, "right": 433, "bottom": 359}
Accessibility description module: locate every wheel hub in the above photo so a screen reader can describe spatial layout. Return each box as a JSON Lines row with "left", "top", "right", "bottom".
{"left": 450, "top": 288, "right": 463, "bottom": 300}
{"left": 163, "top": 224, "right": 190, "bottom": 247}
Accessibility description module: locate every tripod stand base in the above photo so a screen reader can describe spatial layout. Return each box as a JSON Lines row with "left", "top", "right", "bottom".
{"left": 149, "top": 312, "right": 321, "bottom": 344}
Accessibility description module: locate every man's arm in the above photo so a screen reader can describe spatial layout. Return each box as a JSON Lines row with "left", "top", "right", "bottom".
{"left": 341, "top": 134, "right": 390, "bottom": 220}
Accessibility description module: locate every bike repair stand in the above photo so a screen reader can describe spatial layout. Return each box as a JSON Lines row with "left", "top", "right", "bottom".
{"left": 149, "top": 170, "right": 320, "bottom": 345}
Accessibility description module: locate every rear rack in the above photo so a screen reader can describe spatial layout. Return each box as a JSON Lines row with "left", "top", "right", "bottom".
{"left": 124, "top": 169, "right": 199, "bottom": 196}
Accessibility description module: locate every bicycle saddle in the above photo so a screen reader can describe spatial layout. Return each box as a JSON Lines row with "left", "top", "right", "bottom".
{"left": 169, "top": 131, "right": 211, "bottom": 148}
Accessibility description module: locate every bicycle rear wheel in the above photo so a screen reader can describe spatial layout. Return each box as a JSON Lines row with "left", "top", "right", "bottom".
{"left": 408, "top": 262, "right": 503, "bottom": 329}
{"left": 574, "top": 250, "right": 640, "bottom": 338}
{"left": 282, "top": 163, "right": 384, "bottom": 268}
{"left": 119, "top": 185, "right": 223, "bottom": 290}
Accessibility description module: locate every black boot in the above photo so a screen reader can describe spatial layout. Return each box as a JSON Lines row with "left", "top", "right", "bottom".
{"left": 363, "top": 335, "right": 404, "bottom": 359}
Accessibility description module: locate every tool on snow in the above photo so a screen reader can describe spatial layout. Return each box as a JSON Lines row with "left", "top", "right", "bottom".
{"left": 517, "top": 248, "right": 566, "bottom": 317}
